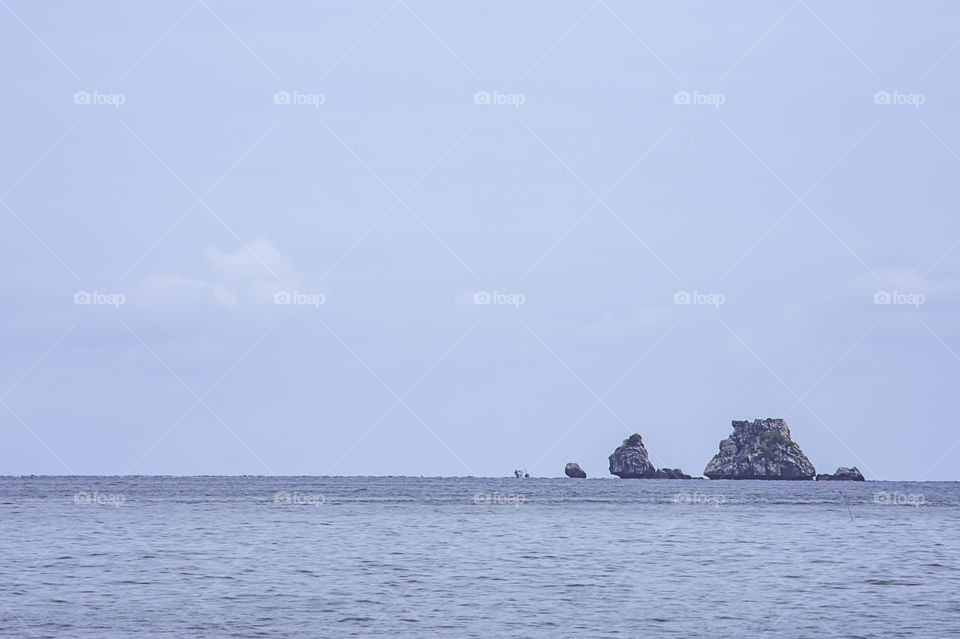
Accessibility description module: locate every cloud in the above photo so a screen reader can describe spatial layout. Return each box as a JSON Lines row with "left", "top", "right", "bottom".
{"left": 585, "top": 309, "right": 673, "bottom": 340}
{"left": 132, "top": 239, "right": 302, "bottom": 310}
{"left": 205, "top": 238, "right": 297, "bottom": 284}
{"left": 212, "top": 286, "right": 240, "bottom": 309}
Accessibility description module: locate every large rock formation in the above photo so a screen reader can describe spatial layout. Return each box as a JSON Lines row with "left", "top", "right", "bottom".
{"left": 816, "top": 466, "right": 865, "bottom": 481}
{"left": 704, "top": 419, "right": 816, "bottom": 480}
{"left": 608, "top": 434, "right": 692, "bottom": 479}
{"left": 564, "top": 462, "right": 587, "bottom": 478}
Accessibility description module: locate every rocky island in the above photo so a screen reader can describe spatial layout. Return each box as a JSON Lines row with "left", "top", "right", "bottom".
{"left": 609, "top": 434, "right": 692, "bottom": 479}
{"left": 564, "top": 462, "right": 587, "bottom": 478}
{"left": 816, "top": 466, "right": 865, "bottom": 481}
{"left": 704, "top": 418, "right": 816, "bottom": 480}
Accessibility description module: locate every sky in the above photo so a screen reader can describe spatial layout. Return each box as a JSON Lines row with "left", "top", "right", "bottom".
{"left": 1, "top": 1, "right": 959, "bottom": 479}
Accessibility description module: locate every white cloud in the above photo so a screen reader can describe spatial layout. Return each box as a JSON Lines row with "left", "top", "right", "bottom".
{"left": 212, "top": 286, "right": 240, "bottom": 309}
{"left": 132, "top": 239, "right": 305, "bottom": 309}
{"left": 205, "top": 238, "right": 297, "bottom": 284}
{"left": 585, "top": 309, "right": 672, "bottom": 339}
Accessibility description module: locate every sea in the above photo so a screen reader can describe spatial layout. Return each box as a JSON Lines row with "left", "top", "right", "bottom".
{"left": 1, "top": 476, "right": 957, "bottom": 638}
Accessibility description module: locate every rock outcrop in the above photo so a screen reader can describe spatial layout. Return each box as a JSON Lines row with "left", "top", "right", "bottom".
{"left": 653, "top": 467, "right": 692, "bottom": 479}
{"left": 704, "top": 419, "right": 816, "bottom": 480}
{"left": 609, "top": 434, "right": 656, "bottom": 478}
{"left": 609, "top": 434, "right": 692, "bottom": 479}
{"left": 564, "top": 462, "right": 587, "bottom": 478}
{"left": 816, "top": 466, "right": 864, "bottom": 481}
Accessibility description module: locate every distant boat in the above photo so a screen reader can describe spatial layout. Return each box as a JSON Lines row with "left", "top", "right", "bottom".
{"left": 513, "top": 469, "right": 529, "bottom": 478}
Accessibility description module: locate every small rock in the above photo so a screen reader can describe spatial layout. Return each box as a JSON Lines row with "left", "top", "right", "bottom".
{"left": 564, "top": 463, "right": 587, "bottom": 478}
{"left": 653, "top": 467, "right": 692, "bottom": 479}
{"left": 816, "top": 466, "right": 865, "bottom": 481}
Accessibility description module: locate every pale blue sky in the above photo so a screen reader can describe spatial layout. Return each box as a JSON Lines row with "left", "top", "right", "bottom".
{"left": 2, "top": 1, "right": 959, "bottom": 479}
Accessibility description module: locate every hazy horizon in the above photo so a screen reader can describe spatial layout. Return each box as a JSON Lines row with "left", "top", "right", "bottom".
{"left": 3, "top": 1, "right": 960, "bottom": 481}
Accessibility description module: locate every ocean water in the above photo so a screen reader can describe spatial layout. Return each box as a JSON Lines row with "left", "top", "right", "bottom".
{"left": 1, "top": 477, "right": 957, "bottom": 638}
